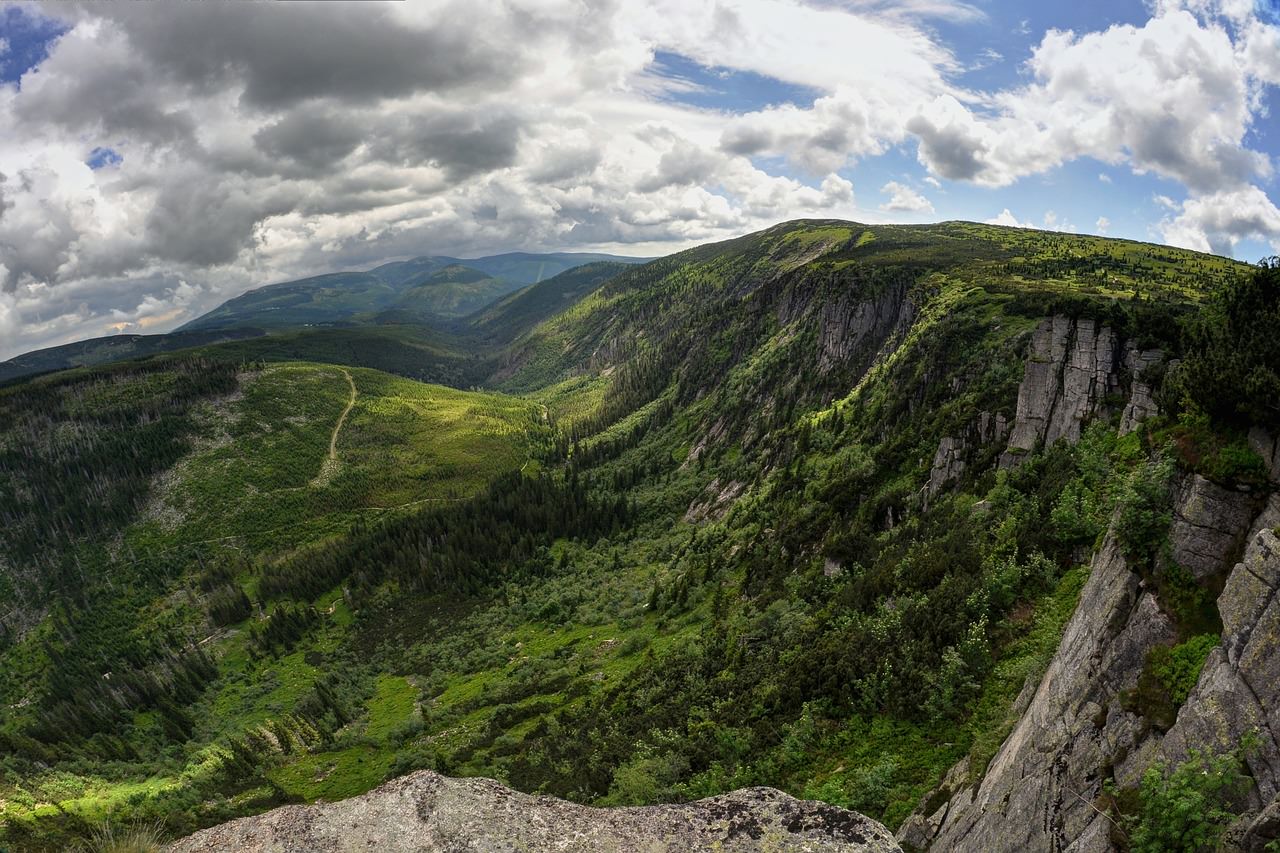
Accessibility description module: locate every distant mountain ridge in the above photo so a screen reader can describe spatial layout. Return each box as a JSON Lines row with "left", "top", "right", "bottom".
{"left": 0, "top": 251, "right": 648, "bottom": 383}
{"left": 178, "top": 251, "right": 649, "bottom": 333}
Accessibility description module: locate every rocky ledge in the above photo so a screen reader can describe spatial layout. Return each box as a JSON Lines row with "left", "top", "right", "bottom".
{"left": 167, "top": 770, "right": 901, "bottom": 852}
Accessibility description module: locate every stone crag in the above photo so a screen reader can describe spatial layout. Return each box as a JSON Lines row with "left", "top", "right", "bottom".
{"left": 899, "top": 482, "right": 1280, "bottom": 853}
{"left": 907, "top": 316, "right": 1280, "bottom": 853}
{"left": 926, "top": 313, "right": 1157, "bottom": 502}
{"left": 168, "top": 770, "right": 902, "bottom": 853}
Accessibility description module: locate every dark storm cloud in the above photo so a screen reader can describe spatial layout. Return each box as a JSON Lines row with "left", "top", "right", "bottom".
{"left": 906, "top": 114, "right": 987, "bottom": 181}
{"left": 525, "top": 145, "right": 603, "bottom": 184}
{"left": 92, "top": 2, "right": 523, "bottom": 110}
{"left": 143, "top": 176, "right": 303, "bottom": 267}
{"left": 254, "top": 110, "right": 365, "bottom": 171}
{"left": 14, "top": 28, "right": 198, "bottom": 147}
{"left": 365, "top": 111, "right": 524, "bottom": 180}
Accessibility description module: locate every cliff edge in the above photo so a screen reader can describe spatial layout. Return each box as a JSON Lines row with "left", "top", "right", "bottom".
{"left": 167, "top": 769, "right": 902, "bottom": 852}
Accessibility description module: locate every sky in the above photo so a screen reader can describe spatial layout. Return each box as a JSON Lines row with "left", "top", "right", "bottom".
{"left": 0, "top": 0, "right": 1279, "bottom": 360}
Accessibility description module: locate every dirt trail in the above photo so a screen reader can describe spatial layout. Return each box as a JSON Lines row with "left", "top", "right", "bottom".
{"left": 311, "top": 368, "right": 357, "bottom": 487}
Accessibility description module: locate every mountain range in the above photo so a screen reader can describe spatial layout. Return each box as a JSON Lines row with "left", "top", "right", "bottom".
{"left": 0, "top": 251, "right": 646, "bottom": 384}
{"left": 1, "top": 220, "right": 1278, "bottom": 853}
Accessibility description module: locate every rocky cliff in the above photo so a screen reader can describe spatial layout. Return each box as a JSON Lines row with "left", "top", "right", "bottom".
{"left": 903, "top": 467, "right": 1280, "bottom": 850}
{"left": 168, "top": 770, "right": 902, "bottom": 853}
{"left": 927, "top": 313, "right": 1155, "bottom": 499}
{"left": 907, "top": 314, "right": 1280, "bottom": 852}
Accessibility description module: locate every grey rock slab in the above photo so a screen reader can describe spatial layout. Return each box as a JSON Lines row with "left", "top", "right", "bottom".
{"left": 1167, "top": 475, "right": 1257, "bottom": 581}
{"left": 168, "top": 771, "right": 902, "bottom": 853}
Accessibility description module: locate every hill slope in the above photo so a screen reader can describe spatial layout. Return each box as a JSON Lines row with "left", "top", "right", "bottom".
{"left": 0, "top": 260, "right": 641, "bottom": 387}
{"left": 0, "top": 328, "right": 265, "bottom": 386}
{"left": 2, "top": 220, "right": 1274, "bottom": 853}
{"left": 179, "top": 251, "right": 648, "bottom": 333}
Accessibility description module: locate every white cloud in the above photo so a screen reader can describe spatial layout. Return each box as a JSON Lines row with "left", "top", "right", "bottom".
{"left": 1098, "top": 173, "right": 1112, "bottom": 184}
{"left": 1159, "top": 185, "right": 1280, "bottom": 255}
{"left": 1096, "top": 216, "right": 1111, "bottom": 234}
{"left": 986, "top": 208, "right": 1037, "bottom": 228}
{"left": 909, "top": 9, "right": 1272, "bottom": 190}
{"left": 879, "top": 180, "right": 934, "bottom": 213}
{"left": 0, "top": 0, "right": 1278, "bottom": 359}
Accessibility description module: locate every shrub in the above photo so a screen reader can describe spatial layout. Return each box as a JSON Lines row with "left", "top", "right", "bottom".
{"left": 1165, "top": 413, "right": 1269, "bottom": 487}
{"left": 1158, "top": 560, "right": 1222, "bottom": 638}
{"left": 1171, "top": 257, "right": 1280, "bottom": 430}
{"left": 1120, "top": 744, "right": 1253, "bottom": 853}
{"left": 1126, "top": 633, "right": 1219, "bottom": 729}
{"left": 1115, "top": 456, "right": 1175, "bottom": 563}
{"left": 75, "top": 820, "right": 166, "bottom": 853}
{"left": 1150, "top": 634, "right": 1218, "bottom": 706}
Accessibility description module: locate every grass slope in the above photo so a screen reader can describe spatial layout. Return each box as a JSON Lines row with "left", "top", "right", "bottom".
{"left": 180, "top": 253, "right": 649, "bottom": 334}
{"left": 0, "top": 220, "right": 1261, "bottom": 850}
{"left": 0, "top": 329, "right": 265, "bottom": 386}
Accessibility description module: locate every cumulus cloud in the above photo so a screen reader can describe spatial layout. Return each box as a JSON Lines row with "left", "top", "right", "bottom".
{"left": 907, "top": 9, "right": 1273, "bottom": 190}
{"left": 879, "top": 181, "right": 934, "bottom": 213}
{"left": 1096, "top": 216, "right": 1111, "bottom": 234}
{"left": 0, "top": 0, "right": 1278, "bottom": 360}
{"left": 986, "top": 209, "right": 1037, "bottom": 228}
{"left": 1159, "top": 186, "right": 1280, "bottom": 255}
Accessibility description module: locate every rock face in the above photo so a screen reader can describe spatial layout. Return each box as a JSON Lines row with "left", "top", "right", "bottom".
{"left": 1249, "top": 428, "right": 1280, "bottom": 485}
{"left": 899, "top": 480, "right": 1280, "bottom": 853}
{"left": 168, "top": 771, "right": 902, "bottom": 853}
{"left": 1162, "top": 527, "right": 1280, "bottom": 801}
{"left": 815, "top": 282, "right": 915, "bottom": 373}
{"left": 926, "top": 437, "right": 966, "bottom": 498}
{"left": 998, "top": 316, "right": 1160, "bottom": 468}
{"left": 925, "top": 412, "right": 1009, "bottom": 501}
{"left": 1118, "top": 349, "right": 1162, "bottom": 436}
{"left": 1003, "top": 316, "right": 1120, "bottom": 461}
{"left": 1166, "top": 474, "right": 1260, "bottom": 581}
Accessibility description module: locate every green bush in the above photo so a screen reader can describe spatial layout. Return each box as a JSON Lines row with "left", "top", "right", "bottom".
{"left": 1115, "top": 456, "right": 1175, "bottom": 562}
{"left": 1121, "top": 745, "right": 1252, "bottom": 853}
{"left": 1150, "top": 634, "right": 1218, "bottom": 706}
{"left": 1163, "top": 413, "right": 1269, "bottom": 487}
{"left": 1171, "top": 257, "right": 1280, "bottom": 430}
{"left": 1158, "top": 560, "right": 1222, "bottom": 638}
{"left": 1127, "top": 633, "right": 1219, "bottom": 728}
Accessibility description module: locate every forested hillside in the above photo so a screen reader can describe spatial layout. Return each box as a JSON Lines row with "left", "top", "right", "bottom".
{"left": 1, "top": 220, "right": 1275, "bottom": 852}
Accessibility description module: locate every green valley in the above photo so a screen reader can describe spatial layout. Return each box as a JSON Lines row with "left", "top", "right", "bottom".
{"left": 1, "top": 220, "right": 1275, "bottom": 852}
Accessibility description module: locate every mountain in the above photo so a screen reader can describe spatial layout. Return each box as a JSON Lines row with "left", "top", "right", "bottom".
{"left": 441, "top": 251, "right": 651, "bottom": 285}
{"left": 0, "top": 254, "right": 646, "bottom": 385}
{"left": 378, "top": 264, "right": 519, "bottom": 322}
{"left": 2, "top": 220, "right": 1277, "bottom": 853}
{"left": 0, "top": 328, "right": 265, "bottom": 385}
{"left": 469, "top": 261, "right": 635, "bottom": 344}
{"left": 178, "top": 251, "right": 649, "bottom": 332}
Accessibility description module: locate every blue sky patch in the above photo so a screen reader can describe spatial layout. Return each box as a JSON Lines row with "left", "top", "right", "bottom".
{"left": 86, "top": 147, "right": 123, "bottom": 170}
{"left": 0, "top": 5, "right": 71, "bottom": 86}
{"left": 650, "top": 51, "right": 822, "bottom": 113}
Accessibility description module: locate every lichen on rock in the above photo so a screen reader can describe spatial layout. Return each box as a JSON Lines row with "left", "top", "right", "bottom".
{"left": 168, "top": 770, "right": 902, "bottom": 853}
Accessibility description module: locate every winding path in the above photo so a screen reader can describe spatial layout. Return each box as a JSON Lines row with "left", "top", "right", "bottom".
{"left": 310, "top": 368, "right": 357, "bottom": 487}
{"left": 328, "top": 368, "right": 357, "bottom": 463}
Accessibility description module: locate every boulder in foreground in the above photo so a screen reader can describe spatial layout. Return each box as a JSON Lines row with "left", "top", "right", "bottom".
{"left": 167, "top": 769, "right": 901, "bottom": 852}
